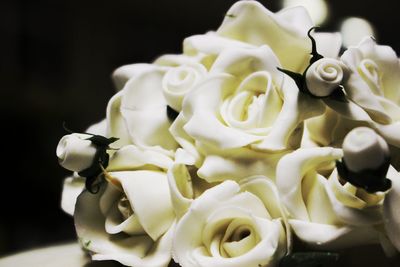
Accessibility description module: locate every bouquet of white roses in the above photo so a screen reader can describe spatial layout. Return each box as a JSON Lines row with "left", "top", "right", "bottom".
{"left": 56, "top": 1, "right": 400, "bottom": 267}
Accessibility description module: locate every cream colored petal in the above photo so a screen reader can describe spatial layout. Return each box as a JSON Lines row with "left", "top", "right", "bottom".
{"left": 105, "top": 205, "right": 145, "bottom": 235}
{"left": 197, "top": 150, "right": 285, "bottom": 182}
{"left": 252, "top": 76, "right": 325, "bottom": 151}
{"left": 120, "top": 67, "right": 178, "bottom": 152}
{"left": 61, "top": 176, "right": 85, "bottom": 216}
{"left": 94, "top": 222, "right": 175, "bottom": 267}
{"left": 85, "top": 119, "right": 107, "bottom": 136}
{"left": 313, "top": 32, "right": 342, "bottom": 59}
{"left": 217, "top": 1, "right": 312, "bottom": 71}
{"left": 74, "top": 185, "right": 161, "bottom": 267}
{"left": 99, "top": 183, "right": 121, "bottom": 216}
{"left": 112, "top": 63, "right": 156, "bottom": 91}
{"left": 304, "top": 174, "right": 338, "bottom": 225}
{"left": 383, "top": 166, "right": 400, "bottom": 252}
{"left": 167, "top": 164, "right": 194, "bottom": 218}
{"left": 106, "top": 91, "right": 132, "bottom": 148}
{"left": 169, "top": 113, "right": 202, "bottom": 165}
{"left": 107, "top": 145, "right": 173, "bottom": 171}
{"left": 375, "top": 121, "right": 400, "bottom": 147}
{"left": 276, "top": 147, "right": 343, "bottom": 221}
{"left": 343, "top": 74, "right": 390, "bottom": 124}
{"left": 154, "top": 54, "right": 203, "bottom": 67}
{"left": 111, "top": 171, "right": 175, "bottom": 241}
{"left": 183, "top": 33, "right": 254, "bottom": 56}
{"left": 240, "top": 176, "right": 285, "bottom": 219}
{"left": 209, "top": 45, "right": 282, "bottom": 83}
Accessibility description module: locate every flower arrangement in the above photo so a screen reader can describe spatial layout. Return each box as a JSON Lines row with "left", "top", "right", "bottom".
{"left": 56, "top": 1, "right": 400, "bottom": 266}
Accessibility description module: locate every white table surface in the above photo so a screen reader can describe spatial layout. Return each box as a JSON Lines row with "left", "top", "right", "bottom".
{"left": 0, "top": 243, "right": 121, "bottom": 267}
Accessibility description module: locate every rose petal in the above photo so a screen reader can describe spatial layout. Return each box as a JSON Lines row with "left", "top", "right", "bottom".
{"left": 107, "top": 145, "right": 173, "bottom": 171}
{"left": 112, "top": 170, "right": 175, "bottom": 241}
{"left": 120, "top": 67, "right": 178, "bottom": 152}
{"left": 61, "top": 176, "right": 85, "bottom": 216}
{"left": 217, "top": 1, "right": 313, "bottom": 71}
{"left": 276, "top": 147, "right": 343, "bottom": 221}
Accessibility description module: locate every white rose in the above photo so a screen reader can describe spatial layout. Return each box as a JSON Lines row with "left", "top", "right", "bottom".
{"left": 305, "top": 58, "right": 349, "bottom": 97}
{"left": 342, "top": 127, "right": 389, "bottom": 172}
{"left": 180, "top": 2, "right": 342, "bottom": 74}
{"left": 74, "top": 145, "right": 175, "bottom": 267}
{"left": 106, "top": 64, "right": 179, "bottom": 154}
{"left": 171, "top": 45, "right": 325, "bottom": 182}
{"left": 172, "top": 178, "right": 289, "bottom": 267}
{"left": 154, "top": 54, "right": 207, "bottom": 111}
{"left": 307, "top": 37, "right": 400, "bottom": 154}
{"left": 276, "top": 147, "right": 392, "bottom": 249}
{"left": 56, "top": 133, "right": 97, "bottom": 173}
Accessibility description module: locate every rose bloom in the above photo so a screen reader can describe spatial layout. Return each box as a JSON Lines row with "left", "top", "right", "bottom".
{"left": 276, "top": 146, "right": 400, "bottom": 250}
{"left": 171, "top": 45, "right": 325, "bottom": 182}
{"left": 172, "top": 177, "right": 289, "bottom": 267}
{"left": 65, "top": 145, "right": 176, "bottom": 267}
{"left": 307, "top": 37, "right": 400, "bottom": 166}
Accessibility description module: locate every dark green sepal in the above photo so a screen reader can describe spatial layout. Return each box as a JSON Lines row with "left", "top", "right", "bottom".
{"left": 307, "top": 27, "right": 324, "bottom": 65}
{"left": 77, "top": 135, "right": 118, "bottom": 194}
{"left": 328, "top": 87, "right": 348, "bottom": 103}
{"left": 167, "top": 105, "right": 179, "bottom": 122}
{"left": 279, "top": 252, "right": 339, "bottom": 267}
{"left": 86, "top": 135, "right": 119, "bottom": 147}
{"left": 277, "top": 67, "right": 306, "bottom": 94}
{"left": 336, "top": 157, "right": 392, "bottom": 193}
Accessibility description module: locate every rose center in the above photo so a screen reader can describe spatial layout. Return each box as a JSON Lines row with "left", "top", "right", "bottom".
{"left": 219, "top": 220, "right": 258, "bottom": 258}
{"left": 219, "top": 71, "right": 282, "bottom": 133}
{"left": 118, "top": 196, "right": 134, "bottom": 220}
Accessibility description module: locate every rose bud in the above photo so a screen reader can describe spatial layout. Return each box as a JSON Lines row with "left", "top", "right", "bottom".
{"left": 342, "top": 127, "right": 389, "bottom": 172}
{"left": 305, "top": 58, "right": 349, "bottom": 97}
{"left": 56, "top": 134, "right": 97, "bottom": 173}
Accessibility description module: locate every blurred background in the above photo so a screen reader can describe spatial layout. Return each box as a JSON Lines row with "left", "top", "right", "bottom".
{"left": 0, "top": 0, "right": 399, "bottom": 257}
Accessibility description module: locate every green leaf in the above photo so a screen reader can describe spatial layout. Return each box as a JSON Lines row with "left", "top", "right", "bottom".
{"left": 279, "top": 252, "right": 339, "bottom": 267}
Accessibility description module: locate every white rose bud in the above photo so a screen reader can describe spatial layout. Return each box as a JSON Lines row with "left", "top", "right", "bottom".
{"left": 343, "top": 127, "right": 389, "bottom": 172}
{"left": 305, "top": 58, "right": 349, "bottom": 97}
{"left": 56, "top": 134, "right": 97, "bottom": 173}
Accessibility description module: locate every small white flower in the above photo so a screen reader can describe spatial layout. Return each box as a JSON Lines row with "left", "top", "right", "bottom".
{"left": 305, "top": 58, "right": 349, "bottom": 97}
{"left": 342, "top": 127, "right": 389, "bottom": 172}
{"left": 56, "top": 133, "right": 97, "bottom": 173}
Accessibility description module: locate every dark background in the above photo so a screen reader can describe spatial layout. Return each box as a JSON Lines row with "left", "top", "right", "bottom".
{"left": 1, "top": 0, "right": 400, "bottom": 257}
